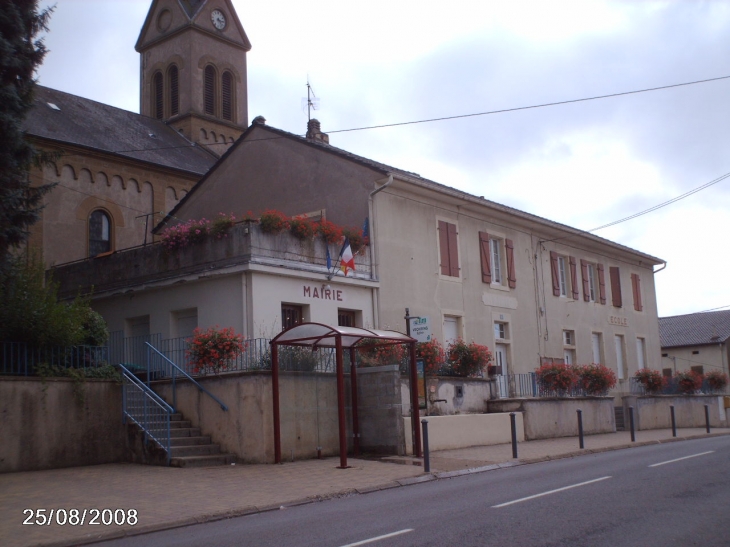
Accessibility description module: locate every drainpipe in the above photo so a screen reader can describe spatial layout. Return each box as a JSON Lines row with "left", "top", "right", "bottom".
{"left": 368, "top": 174, "right": 394, "bottom": 329}
{"left": 653, "top": 261, "right": 667, "bottom": 274}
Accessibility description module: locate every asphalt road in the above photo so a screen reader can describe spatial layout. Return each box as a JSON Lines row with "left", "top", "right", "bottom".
{"left": 95, "top": 436, "right": 730, "bottom": 547}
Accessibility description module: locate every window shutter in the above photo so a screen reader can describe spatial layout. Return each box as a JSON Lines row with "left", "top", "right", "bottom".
{"left": 153, "top": 72, "right": 163, "bottom": 119}
{"left": 438, "top": 221, "right": 449, "bottom": 276}
{"left": 569, "top": 256, "right": 579, "bottom": 299}
{"left": 169, "top": 65, "right": 179, "bottom": 116}
{"left": 580, "top": 259, "right": 590, "bottom": 301}
{"left": 222, "top": 71, "right": 233, "bottom": 121}
{"left": 632, "top": 273, "right": 643, "bottom": 312}
{"left": 204, "top": 65, "right": 216, "bottom": 115}
{"left": 610, "top": 266, "right": 622, "bottom": 307}
{"left": 479, "top": 231, "right": 491, "bottom": 283}
{"left": 597, "top": 264, "right": 606, "bottom": 304}
{"left": 506, "top": 239, "right": 516, "bottom": 289}
{"left": 550, "top": 251, "right": 560, "bottom": 297}
{"left": 447, "top": 222, "right": 459, "bottom": 277}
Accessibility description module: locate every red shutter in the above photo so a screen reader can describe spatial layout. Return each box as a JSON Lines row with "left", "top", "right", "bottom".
{"left": 550, "top": 251, "right": 560, "bottom": 297}
{"left": 632, "top": 273, "right": 643, "bottom": 312}
{"left": 479, "top": 231, "right": 491, "bottom": 283}
{"left": 438, "top": 221, "right": 450, "bottom": 276}
{"left": 597, "top": 264, "right": 606, "bottom": 304}
{"left": 610, "top": 266, "right": 622, "bottom": 308}
{"left": 506, "top": 239, "right": 516, "bottom": 289}
{"left": 569, "top": 256, "right": 579, "bottom": 299}
{"left": 447, "top": 223, "right": 459, "bottom": 277}
{"left": 580, "top": 259, "right": 590, "bottom": 302}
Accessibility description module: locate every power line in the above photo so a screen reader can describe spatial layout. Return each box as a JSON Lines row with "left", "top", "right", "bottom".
{"left": 328, "top": 74, "right": 730, "bottom": 134}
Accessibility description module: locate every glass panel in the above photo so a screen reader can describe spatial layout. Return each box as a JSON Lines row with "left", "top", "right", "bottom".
{"left": 89, "top": 210, "right": 111, "bottom": 257}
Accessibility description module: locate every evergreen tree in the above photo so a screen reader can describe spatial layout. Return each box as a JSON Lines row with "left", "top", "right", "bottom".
{"left": 0, "top": 1, "right": 55, "bottom": 267}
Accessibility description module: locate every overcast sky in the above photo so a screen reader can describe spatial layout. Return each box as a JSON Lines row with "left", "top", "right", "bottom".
{"left": 35, "top": 0, "right": 730, "bottom": 318}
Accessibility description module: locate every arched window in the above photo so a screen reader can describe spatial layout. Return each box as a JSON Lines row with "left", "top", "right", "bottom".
{"left": 89, "top": 210, "right": 112, "bottom": 257}
{"left": 168, "top": 65, "right": 179, "bottom": 116}
{"left": 204, "top": 65, "right": 216, "bottom": 116}
{"left": 221, "top": 71, "right": 234, "bottom": 121}
{"left": 153, "top": 72, "right": 164, "bottom": 120}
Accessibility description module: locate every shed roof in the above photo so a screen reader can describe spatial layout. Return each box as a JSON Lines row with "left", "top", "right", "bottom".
{"left": 270, "top": 323, "right": 414, "bottom": 349}
{"left": 659, "top": 310, "right": 730, "bottom": 348}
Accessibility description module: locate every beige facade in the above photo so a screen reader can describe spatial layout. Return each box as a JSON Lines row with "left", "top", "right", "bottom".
{"left": 660, "top": 345, "right": 729, "bottom": 378}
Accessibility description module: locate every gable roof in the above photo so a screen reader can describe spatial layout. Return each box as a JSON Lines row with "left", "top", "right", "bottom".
{"left": 178, "top": 0, "right": 206, "bottom": 18}
{"left": 153, "top": 120, "right": 663, "bottom": 264}
{"left": 24, "top": 86, "right": 217, "bottom": 176}
{"left": 659, "top": 310, "right": 730, "bottom": 348}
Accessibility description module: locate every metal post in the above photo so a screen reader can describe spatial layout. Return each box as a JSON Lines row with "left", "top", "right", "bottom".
{"left": 421, "top": 419, "right": 430, "bottom": 473}
{"left": 350, "top": 347, "right": 360, "bottom": 456}
{"left": 705, "top": 404, "right": 710, "bottom": 433}
{"left": 670, "top": 405, "right": 677, "bottom": 437}
{"left": 510, "top": 412, "right": 518, "bottom": 458}
{"left": 335, "top": 335, "right": 349, "bottom": 469}
{"left": 272, "top": 343, "right": 281, "bottom": 464}
{"left": 409, "top": 341, "right": 422, "bottom": 458}
{"left": 577, "top": 409, "right": 584, "bottom": 449}
{"left": 629, "top": 406, "right": 635, "bottom": 442}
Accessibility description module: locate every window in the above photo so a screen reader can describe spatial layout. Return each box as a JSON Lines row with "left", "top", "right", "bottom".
{"left": 631, "top": 273, "right": 643, "bottom": 312}
{"left": 591, "top": 332, "right": 603, "bottom": 365}
{"left": 338, "top": 309, "right": 356, "bottom": 328}
{"left": 443, "top": 315, "right": 460, "bottom": 345}
{"left": 563, "top": 330, "right": 574, "bottom": 346}
{"left": 491, "top": 239, "right": 502, "bottom": 284}
{"left": 563, "top": 330, "right": 576, "bottom": 365}
{"left": 168, "top": 64, "right": 179, "bottom": 116}
{"left": 222, "top": 71, "right": 234, "bottom": 121}
{"left": 494, "top": 322, "right": 508, "bottom": 341}
{"left": 558, "top": 256, "right": 568, "bottom": 296}
{"left": 479, "top": 233, "right": 516, "bottom": 288}
{"left": 610, "top": 266, "right": 622, "bottom": 308}
{"left": 691, "top": 350, "right": 699, "bottom": 355}
{"left": 564, "top": 349, "right": 576, "bottom": 365}
{"left": 438, "top": 220, "right": 459, "bottom": 277}
{"left": 636, "top": 337, "right": 646, "bottom": 369}
{"left": 662, "top": 368, "right": 673, "bottom": 378}
{"left": 89, "top": 209, "right": 111, "bottom": 257}
{"left": 614, "top": 334, "right": 626, "bottom": 380}
{"left": 550, "top": 252, "right": 575, "bottom": 298}
{"left": 691, "top": 365, "right": 704, "bottom": 375}
{"left": 153, "top": 71, "right": 163, "bottom": 119}
{"left": 204, "top": 65, "right": 216, "bottom": 116}
{"left": 581, "top": 260, "right": 599, "bottom": 302}
{"left": 281, "top": 304, "right": 303, "bottom": 330}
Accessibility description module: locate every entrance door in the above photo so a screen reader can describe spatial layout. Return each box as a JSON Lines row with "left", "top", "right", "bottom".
{"left": 495, "top": 343, "right": 509, "bottom": 397}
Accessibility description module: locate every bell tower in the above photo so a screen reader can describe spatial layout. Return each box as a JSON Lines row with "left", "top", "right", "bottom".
{"left": 135, "top": 0, "right": 251, "bottom": 155}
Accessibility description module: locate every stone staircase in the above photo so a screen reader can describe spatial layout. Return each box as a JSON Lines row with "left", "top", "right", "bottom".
{"left": 168, "top": 412, "right": 236, "bottom": 467}
{"left": 614, "top": 406, "right": 625, "bottom": 431}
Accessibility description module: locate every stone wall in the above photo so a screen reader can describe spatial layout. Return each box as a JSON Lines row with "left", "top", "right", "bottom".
{"left": 622, "top": 395, "right": 728, "bottom": 430}
{"left": 400, "top": 376, "right": 491, "bottom": 416}
{"left": 357, "top": 366, "right": 404, "bottom": 454}
{"left": 0, "top": 378, "right": 126, "bottom": 473}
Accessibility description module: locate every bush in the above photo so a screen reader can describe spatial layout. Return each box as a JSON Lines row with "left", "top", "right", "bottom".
{"left": 209, "top": 213, "right": 236, "bottom": 239}
{"left": 317, "top": 220, "right": 343, "bottom": 244}
{"left": 706, "top": 370, "right": 729, "bottom": 392}
{"left": 577, "top": 363, "right": 616, "bottom": 396}
{"left": 416, "top": 339, "right": 444, "bottom": 375}
{"left": 342, "top": 227, "right": 365, "bottom": 254}
{"left": 259, "top": 210, "right": 289, "bottom": 234}
{"left": 634, "top": 368, "right": 664, "bottom": 394}
{"left": 186, "top": 326, "right": 245, "bottom": 374}
{"left": 535, "top": 362, "right": 578, "bottom": 394}
{"left": 356, "top": 338, "right": 407, "bottom": 368}
{"left": 289, "top": 215, "right": 316, "bottom": 240}
{"left": 675, "top": 369, "right": 703, "bottom": 394}
{"left": 446, "top": 339, "right": 492, "bottom": 377}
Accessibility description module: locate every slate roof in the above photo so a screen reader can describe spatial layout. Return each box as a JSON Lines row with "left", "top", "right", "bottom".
{"left": 659, "top": 310, "right": 730, "bottom": 348}
{"left": 24, "top": 86, "right": 217, "bottom": 176}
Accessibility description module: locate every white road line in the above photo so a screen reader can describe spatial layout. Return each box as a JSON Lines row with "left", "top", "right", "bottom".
{"left": 491, "top": 476, "right": 612, "bottom": 508}
{"left": 649, "top": 451, "right": 715, "bottom": 468}
{"left": 339, "top": 529, "right": 414, "bottom": 547}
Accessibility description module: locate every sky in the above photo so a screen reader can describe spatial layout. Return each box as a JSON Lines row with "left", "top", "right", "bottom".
{"left": 34, "top": 0, "right": 730, "bottom": 318}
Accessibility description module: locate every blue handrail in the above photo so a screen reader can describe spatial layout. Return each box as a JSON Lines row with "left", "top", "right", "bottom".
{"left": 145, "top": 342, "right": 228, "bottom": 411}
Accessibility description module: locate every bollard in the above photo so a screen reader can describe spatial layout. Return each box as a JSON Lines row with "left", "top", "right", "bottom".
{"left": 510, "top": 412, "right": 518, "bottom": 459}
{"left": 629, "top": 406, "right": 636, "bottom": 442}
{"left": 670, "top": 405, "right": 677, "bottom": 437}
{"left": 421, "top": 419, "right": 430, "bottom": 473}
{"left": 705, "top": 404, "right": 710, "bottom": 434}
{"left": 577, "top": 409, "right": 584, "bottom": 449}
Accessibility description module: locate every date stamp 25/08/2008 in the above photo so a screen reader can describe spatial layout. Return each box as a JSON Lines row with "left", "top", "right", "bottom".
{"left": 22, "top": 508, "right": 138, "bottom": 527}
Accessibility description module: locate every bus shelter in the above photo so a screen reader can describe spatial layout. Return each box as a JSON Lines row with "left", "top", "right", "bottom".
{"left": 269, "top": 323, "right": 421, "bottom": 468}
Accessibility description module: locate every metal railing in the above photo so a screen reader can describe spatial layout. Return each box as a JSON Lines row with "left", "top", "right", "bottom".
{"left": 489, "top": 373, "right": 539, "bottom": 399}
{"left": 145, "top": 343, "right": 228, "bottom": 411}
{"left": 108, "top": 331, "right": 161, "bottom": 372}
{"left": 1, "top": 342, "right": 109, "bottom": 376}
{"left": 120, "top": 364, "right": 172, "bottom": 466}
{"left": 630, "top": 376, "right": 728, "bottom": 395}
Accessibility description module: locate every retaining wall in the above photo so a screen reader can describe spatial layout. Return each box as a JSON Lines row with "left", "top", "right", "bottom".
{"left": 622, "top": 395, "right": 728, "bottom": 430}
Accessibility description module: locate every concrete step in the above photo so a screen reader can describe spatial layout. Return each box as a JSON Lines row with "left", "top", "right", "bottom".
{"left": 169, "top": 420, "right": 193, "bottom": 429}
{"left": 170, "top": 436, "right": 212, "bottom": 446}
{"left": 169, "top": 427, "right": 202, "bottom": 438}
{"left": 170, "top": 444, "right": 222, "bottom": 457}
{"left": 614, "top": 407, "right": 625, "bottom": 431}
{"left": 171, "top": 413, "right": 184, "bottom": 421}
{"left": 170, "top": 454, "right": 236, "bottom": 468}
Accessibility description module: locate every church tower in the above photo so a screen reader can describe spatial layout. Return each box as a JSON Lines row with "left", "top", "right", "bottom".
{"left": 135, "top": 0, "right": 251, "bottom": 154}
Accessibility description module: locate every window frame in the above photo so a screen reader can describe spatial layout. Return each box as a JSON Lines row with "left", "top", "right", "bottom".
{"left": 88, "top": 209, "right": 112, "bottom": 257}
{"left": 281, "top": 304, "right": 304, "bottom": 331}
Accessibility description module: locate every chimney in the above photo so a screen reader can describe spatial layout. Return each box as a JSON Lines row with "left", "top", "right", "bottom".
{"left": 252, "top": 115, "right": 266, "bottom": 125}
{"left": 306, "top": 119, "right": 329, "bottom": 144}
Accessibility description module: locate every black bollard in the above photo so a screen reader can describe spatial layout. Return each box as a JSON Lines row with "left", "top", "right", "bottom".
{"left": 577, "top": 409, "right": 584, "bottom": 449}
{"left": 510, "top": 412, "right": 518, "bottom": 459}
{"left": 421, "top": 419, "right": 430, "bottom": 473}
{"left": 629, "top": 406, "right": 636, "bottom": 442}
{"left": 705, "top": 404, "right": 711, "bottom": 434}
{"left": 670, "top": 405, "right": 677, "bottom": 437}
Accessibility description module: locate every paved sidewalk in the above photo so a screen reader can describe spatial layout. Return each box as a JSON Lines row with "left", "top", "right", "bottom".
{"left": 2, "top": 427, "right": 728, "bottom": 547}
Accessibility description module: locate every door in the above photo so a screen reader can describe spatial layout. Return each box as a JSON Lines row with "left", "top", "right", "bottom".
{"left": 495, "top": 343, "right": 509, "bottom": 397}
{"left": 443, "top": 316, "right": 458, "bottom": 346}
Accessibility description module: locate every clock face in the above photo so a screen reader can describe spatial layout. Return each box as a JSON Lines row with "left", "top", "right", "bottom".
{"left": 211, "top": 9, "right": 226, "bottom": 30}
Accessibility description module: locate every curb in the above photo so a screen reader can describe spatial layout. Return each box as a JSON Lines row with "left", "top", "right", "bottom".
{"left": 30, "top": 431, "right": 730, "bottom": 547}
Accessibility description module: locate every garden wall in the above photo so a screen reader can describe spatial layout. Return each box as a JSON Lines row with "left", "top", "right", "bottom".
{"left": 488, "top": 397, "right": 615, "bottom": 440}
{"left": 622, "top": 395, "right": 728, "bottom": 430}
{"left": 400, "top": 376, "right": 491, "bottom": 416}
{"left": 0, "top": 377, "right": 127, "bottom": 473}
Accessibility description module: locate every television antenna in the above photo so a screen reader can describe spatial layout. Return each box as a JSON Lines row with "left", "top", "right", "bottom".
{"left": 301, "top": 78, "right": 320, "bottom": 121}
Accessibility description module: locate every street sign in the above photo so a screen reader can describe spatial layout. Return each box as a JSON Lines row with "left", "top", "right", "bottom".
{"left": 409, "top": 316, "right": 432, "bottom": 343}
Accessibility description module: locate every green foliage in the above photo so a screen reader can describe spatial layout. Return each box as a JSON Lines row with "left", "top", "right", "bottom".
{"left": 535, "top": 362, "right": 578, "bottom": 394}
{"left": 0, "top": 255, "right": 108, "bottom": 346}
{"left": 0, "top": 2, "right": 57, "bottom": 265}
{"left": 257, "top": 346, "right": 320, "bottom": 372}
{"left": 576, "top": 363, "right": 617, "bottom": 396}
{"left": 446, "top": 339, "right": 492, "bottom": 377}
{"left": 634, "top": 368, "right": 664, "bottom": 394}
{"left": 675, "top": 369, "right": 703, "bottom": 394}
{"left": 706, "top": 370, "right": 729, "bottom": 392}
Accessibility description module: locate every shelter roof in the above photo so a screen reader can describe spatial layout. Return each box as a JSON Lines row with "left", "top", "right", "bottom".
{"left": 270, "top": 323, "right": 414, "bottom": 349}
{"left": 659, "top": 310, "right": 730, "bottom": 348}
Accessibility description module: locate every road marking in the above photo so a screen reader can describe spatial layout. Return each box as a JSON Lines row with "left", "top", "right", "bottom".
{"left": 492, "top": 476, "right": 612, "bottom": 508}
{"left": 339, "top": 529, "right": 414, "bottom": 547}
{"left": 649, "top": 451, "right": 715, "bottom": 468}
